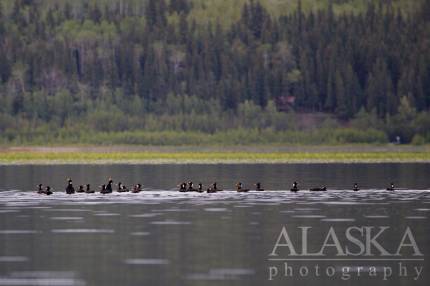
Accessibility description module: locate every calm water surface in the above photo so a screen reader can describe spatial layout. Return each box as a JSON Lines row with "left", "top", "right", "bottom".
{"left": 0, "top": 164, "right": 429, "bottom": 286}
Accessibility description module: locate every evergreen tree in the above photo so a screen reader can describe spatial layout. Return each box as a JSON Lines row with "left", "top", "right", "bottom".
{"left": 0, "top": 0, "right": 427, "bottom": 142}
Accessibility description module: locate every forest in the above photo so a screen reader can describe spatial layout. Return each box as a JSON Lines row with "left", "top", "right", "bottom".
{"left": 0, "top": 0, "right": 429, "bottom": 145}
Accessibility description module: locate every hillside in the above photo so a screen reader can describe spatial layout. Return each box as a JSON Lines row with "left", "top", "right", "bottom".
{"left": 0, "top": 0, "right": 429, "bottom": 145}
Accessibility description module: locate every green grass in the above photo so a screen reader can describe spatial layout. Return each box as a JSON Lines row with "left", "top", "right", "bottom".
{"left": 0, "top": 128, "right": 391, "bottom": 146}
{"left": 1, "top": 150, "right": 429, "bottom": 164}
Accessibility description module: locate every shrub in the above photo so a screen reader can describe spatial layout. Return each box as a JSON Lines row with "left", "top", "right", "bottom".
{"left": 411, "top": 134, "right": 427, "bottom": 145}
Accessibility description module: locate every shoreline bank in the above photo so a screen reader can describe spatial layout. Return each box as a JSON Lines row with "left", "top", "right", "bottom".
{"left": 1, "top": 145, "right": 429, "bottom": 165}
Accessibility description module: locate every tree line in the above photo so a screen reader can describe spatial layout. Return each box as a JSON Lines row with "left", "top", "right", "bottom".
{"left": 0, "top": 0, "right": 429, "bottom": 144}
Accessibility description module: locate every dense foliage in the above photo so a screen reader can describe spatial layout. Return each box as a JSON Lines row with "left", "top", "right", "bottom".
{"left": 0, "top": 0, "right": 429, "bottom": 144}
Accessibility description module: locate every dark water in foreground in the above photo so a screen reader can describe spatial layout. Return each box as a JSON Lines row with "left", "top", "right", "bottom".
{"left": 0, "top": 164, "right": 429, "bottom": 286}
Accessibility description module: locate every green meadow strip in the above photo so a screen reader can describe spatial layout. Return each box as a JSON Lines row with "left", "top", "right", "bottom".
{"left": 0, "top": 151, "right": 429, "bottom": 164}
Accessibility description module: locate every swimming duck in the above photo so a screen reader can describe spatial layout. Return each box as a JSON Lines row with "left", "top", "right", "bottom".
{"left": 255, "top": 182, "right": 264, "bottom": 191}
{"left": 77, "top": 185, "right": 85, "bottom": 193}
{"left": 187, "top": 182, "right": 198, "bottom": 192}
{"left": 179, "top": 182, "right": 187, "bottom": 192}
{"left": 65, "top": 179, "right": 75, "bottom": 194}
{"left": 197, "top": 183, "right": 204, "bottom": 193}
{"left": 290, "top": 182, "right": 299, "bottom": 192}
{"left": 36, "top": 184, "right": 44, "bottom": 194}
{"left": 386, "top": 183, "right": 395, "bottom": 191}
{"left": 100, "top": 185, "right": 109, "bottom": 194}
{"left": 100, "top": 184, "right": 108, "bottom": 194}
{"left": 132, "top": 184, "right": 142, "bottom": 193}
{"left": 236, "top": 182, "right": 249, "bottom": 193}
{"left": 105, "top": 178, "right": 113, "bottom": 193}
{"left": 353, "top": 183, "right": 360, "bottom": 192}
{"left": 45, "top": 186, "right": 53, "bottom": 196}
{"left": 117, "top": 182, "right": 129, "bottom": 193}
{"left": 309, "top": 187, "right": 327, "bottom": 192}
{"left": 207, "top": 182, "right": 220, "bottom": 193}
{"left": 85, "top": 184, "right": 95, "bottom": 193}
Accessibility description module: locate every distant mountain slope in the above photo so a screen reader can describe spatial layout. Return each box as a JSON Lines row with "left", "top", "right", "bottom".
{"left": 0, "top": 0, "right": 429, "bottom": 145}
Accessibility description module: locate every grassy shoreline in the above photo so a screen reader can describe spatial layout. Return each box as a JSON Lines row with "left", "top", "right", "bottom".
{"left": 0, "top": 145, "right": 429, "bottom": 164}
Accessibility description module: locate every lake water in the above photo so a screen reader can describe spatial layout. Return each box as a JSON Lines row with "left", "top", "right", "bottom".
{"left": 0, "top": 164, "right": 429, "bottom": 285}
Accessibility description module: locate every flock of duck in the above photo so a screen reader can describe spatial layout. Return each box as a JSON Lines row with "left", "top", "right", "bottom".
{"left": 35, "top": 179, "right": 398, "bottom": 195}
{"left": 179, "top": 182, "right": 396, "bottom": 193}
